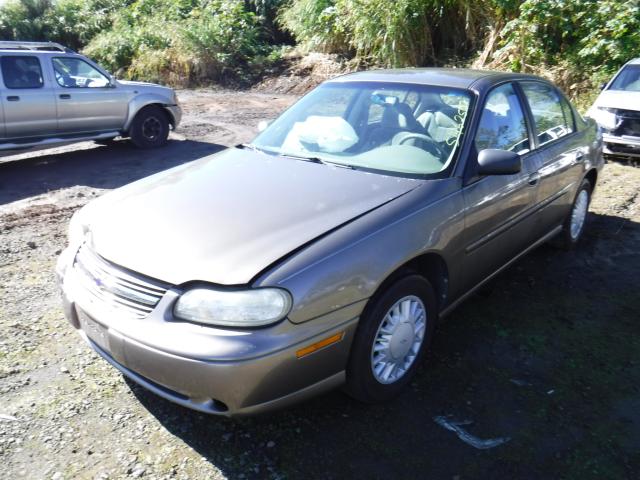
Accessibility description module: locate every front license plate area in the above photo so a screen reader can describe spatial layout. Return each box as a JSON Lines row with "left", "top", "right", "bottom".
{"left": 77, "top": 308, "right": 110, "bottom": 352}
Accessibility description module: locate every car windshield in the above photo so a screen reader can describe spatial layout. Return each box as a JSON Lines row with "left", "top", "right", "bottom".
{"left": 251, "top": 81, "right": 472, "bottom": 177}
{"left": 609, "top": 65, "right": 640, "bottom": 91}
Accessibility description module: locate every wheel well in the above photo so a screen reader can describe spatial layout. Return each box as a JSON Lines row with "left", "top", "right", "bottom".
{"left": 585, "top": 168, "right": 597, "bottom": 188}
{"left": 375, "top": 253, "right": 449, "bottom": 313}
{"left": 131, "top": 103, "right": 174, "bottom": 131}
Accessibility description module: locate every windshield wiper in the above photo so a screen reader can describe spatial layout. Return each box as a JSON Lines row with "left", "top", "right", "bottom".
{"left": 238, "top": 143, "right": 267, "bottom": 153}
{"left": 278, "top": 152, "right": 327, "bottom": 165}
{"left": 241, "top": 146, "right": 355, "bottom": 169}
{"left": 279, "top": 152, "right": 357, "bottom": 169}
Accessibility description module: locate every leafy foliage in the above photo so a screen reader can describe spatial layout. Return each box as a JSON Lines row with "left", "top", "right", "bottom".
{"left": 0, "top": 0, "right": 638, "bottom": 99}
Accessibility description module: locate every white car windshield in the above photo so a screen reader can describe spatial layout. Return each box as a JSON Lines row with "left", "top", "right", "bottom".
{"left": 609, "top": 65, "right": 640, "bottom": 91}
{"left": 251, "top": 81, "right": 472, "bottom": 176}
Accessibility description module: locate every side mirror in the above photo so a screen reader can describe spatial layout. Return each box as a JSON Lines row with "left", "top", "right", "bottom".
{"left": 477, "top": 149, "right": 522, "bottom": 176}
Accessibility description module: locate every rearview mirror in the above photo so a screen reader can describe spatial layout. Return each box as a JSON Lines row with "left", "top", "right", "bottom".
{"left": 477, "top": 149, "right": 522, "bottom": 176}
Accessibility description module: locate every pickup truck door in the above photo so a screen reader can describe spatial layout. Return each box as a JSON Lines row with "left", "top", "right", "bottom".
{"left": 458, "top": 82, "right": 542, "bottom": 294}
{"left": 0, "top": 54, "right": 57, "bottom": 139}
{"left": 49, "top": 56, "right": 128, "bottom": 133}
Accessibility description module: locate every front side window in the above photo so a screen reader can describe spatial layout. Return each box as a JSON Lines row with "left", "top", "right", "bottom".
{"left": 52, "top": 57, "right": 110, "bottom": 88}
{"left": 251, "top": 81, "right": 472, "bottom": 177}
{"left": 1, "top": 56, "right": 43, "bottom": 89}
{"left": 521, "top": 82, "right": 573, "bottom": 147}
{"left": 475, "top": 83, "right": 530, "bottom": 154}
{"left": 609, "top": 65, "right": 640, "bottom": 91}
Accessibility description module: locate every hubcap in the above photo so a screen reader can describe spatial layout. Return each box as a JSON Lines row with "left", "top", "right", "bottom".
{"left": 570, "top": 189, "right": 589, "bottom": 240}
{"left": 142, "top": 116, "right": 162, "bottom": 141}
{"left": 371, "top": 295, "right": 427, "bottom": 384}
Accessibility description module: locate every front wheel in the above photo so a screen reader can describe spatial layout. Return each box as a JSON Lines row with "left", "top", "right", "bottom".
{"left": 129, "top": 105, "right": 170, "bottom": 149}
{"left": 345, "top": 275, "right": 437, "bottom": 403}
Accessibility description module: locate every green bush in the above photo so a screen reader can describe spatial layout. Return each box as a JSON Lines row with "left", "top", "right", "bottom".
{"left": 82, "top": 0, "right": 273, "bottom": 86}
{"left": 279, "top": 0, "right": 503, "bottom": 67}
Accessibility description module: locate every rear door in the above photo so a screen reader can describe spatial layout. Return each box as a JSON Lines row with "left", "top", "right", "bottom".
{"left": 519, "top": 81, "right": 588, "bottom": 232}
{"left": 0, "top": 54, "right": 57, "bottom": 139}
{"left": 49, "top": 56, "right": 128, "bottom": 133}
{"left": 459, "top": 82, "right": 542, "bottom": 292}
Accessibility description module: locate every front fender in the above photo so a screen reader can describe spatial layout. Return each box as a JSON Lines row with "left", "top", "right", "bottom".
{"left": 254, "top": 179, "right": 465, "bottom": 324}
{"left": 124, "top": 93, "right": 179, "bottom": 132}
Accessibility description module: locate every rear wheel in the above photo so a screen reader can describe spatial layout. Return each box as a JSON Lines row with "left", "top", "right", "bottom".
{"left": 129, "top": 105, "right": 170, "bottom": 149}
{"left": 345, "top": 275, "right": 437, "bottom": 403}
{"left": 555, "top": 178, "right": 592, "bottom": 250}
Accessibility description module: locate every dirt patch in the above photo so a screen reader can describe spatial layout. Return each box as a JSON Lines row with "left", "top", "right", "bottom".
{"left": 254, "top": 52, "right": 353, "bottom": 94}
{"left": 1, "top": 88, "right": 639, "bottom": 479}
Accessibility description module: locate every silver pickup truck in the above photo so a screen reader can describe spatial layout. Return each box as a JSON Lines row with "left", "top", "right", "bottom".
{"left": 0, "top": 41, "right": 181, "bottom": 153}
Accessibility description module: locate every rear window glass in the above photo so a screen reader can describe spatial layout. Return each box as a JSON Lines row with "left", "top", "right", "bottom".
{"left": 1, "top": 56, "right": 43, "bottom": 89}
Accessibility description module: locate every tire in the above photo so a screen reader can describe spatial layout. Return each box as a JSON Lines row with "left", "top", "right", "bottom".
{"left": 345, "top": 275, "right": 437, "bottom": 403}
{"left": 129, "top": 105, "right": 170, "bottom": 149}
{"left": 555, "top": 178, "right": 592, "bottom": 250}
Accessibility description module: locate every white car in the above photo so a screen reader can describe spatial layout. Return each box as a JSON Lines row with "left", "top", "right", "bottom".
{"left": 587, "top": 58, "right": 640, "bottom": 161}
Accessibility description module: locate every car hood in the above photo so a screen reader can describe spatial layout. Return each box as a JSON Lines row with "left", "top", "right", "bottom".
{"left": 116, "top": 79, "right": 174, "bottom": 98}
{"left": 86, "top": 148, "right": 421, "bottom": 286}
{"left": 591, "top": 89, "right": 640, "bottom": 112}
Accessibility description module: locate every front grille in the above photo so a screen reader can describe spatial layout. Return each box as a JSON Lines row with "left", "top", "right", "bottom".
{"left": 604, "top": 108, "right": 640, "bottom": 137}
{"left": 73, "top": 245, "right": 168, "bottom": 319}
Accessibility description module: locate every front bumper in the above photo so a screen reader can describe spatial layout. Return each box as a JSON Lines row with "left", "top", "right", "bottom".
{"left": 603, "top": 133, "right": 640, "bottom": 158}
{"left": 56, "top": 248, "right": 361, "bottom": 416}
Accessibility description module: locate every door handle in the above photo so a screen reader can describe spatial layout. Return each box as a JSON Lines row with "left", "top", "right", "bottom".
{"left": 6, "top": 95, "right": 19, "bottom": 101}
{"left": 59, "top": 94, "right": 71, "bottom": 100}
{"left": 528, "top": 173, "right": 541, "bottom": 186}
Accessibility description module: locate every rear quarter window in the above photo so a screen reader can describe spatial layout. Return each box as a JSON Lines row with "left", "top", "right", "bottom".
{"left": 1, "top": 56, "right": 44, "bottom": 89}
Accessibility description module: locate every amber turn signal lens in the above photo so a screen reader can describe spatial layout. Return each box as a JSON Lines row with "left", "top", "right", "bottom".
{"left": 296, "top": 332, "right": 345, "bottom": 358}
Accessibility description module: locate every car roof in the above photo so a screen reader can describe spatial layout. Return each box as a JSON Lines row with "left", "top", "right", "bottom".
{"left": 0, "top": 49, "right": 77, "bottom": 55}
{"left": 328, "top": 68, "right": 549, "bottom": 90}
{"left": 626, "top": 58, "right": 640, "bottom": 65}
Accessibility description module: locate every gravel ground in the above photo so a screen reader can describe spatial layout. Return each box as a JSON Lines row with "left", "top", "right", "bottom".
{"left": 1, "top": 89, "right": 639, "bottom": 480}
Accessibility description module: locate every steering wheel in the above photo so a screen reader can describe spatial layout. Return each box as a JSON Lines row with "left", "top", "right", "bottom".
{"left": 392, "top": 131, "right": 446, "bottom": 158}
{"left": 54, "top": 68, "right": 74, "bottom": 87}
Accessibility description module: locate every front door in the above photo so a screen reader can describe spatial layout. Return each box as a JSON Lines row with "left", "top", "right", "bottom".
{"left": 459, "top": 82, "right": 542, "bottom": 293}
{"left": 50, "top": 56, "right": 128, "bottom": 133}
{"left": 0, "top": 55, "right": 57, "bottom": 139}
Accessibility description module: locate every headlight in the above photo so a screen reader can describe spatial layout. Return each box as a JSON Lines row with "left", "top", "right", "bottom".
{"left": 593, "top": 107, "right": 620, "bottom": 130}
{"left": 173, "top": 287, "right": 292, "bottom": 327}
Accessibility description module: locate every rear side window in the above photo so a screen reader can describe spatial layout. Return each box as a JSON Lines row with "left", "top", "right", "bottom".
{"left": 475, "top": 83, "right": 530, "bottom": 154}
{"left": 1, "top": 56, "right": 43, "bottom": 89}
{"left": 520, "top": 82, "right": 574, "bottom": 147}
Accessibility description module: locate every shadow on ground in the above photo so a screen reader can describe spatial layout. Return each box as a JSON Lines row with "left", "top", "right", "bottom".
{"left": 0, "top": 139, "right": 224, "bottom": 205}
{"left": 125, "top": 210, "right": 640, "bottom": 479}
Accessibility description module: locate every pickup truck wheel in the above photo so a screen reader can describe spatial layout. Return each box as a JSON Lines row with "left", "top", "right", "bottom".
{"left": 555, "top": 178, "right": 592, "bottom": 250}
{"left": 345, "top": 275, "right": 436, "bottom": 403}
{"left": 130, "top": 105, "right": 170, "bottom": 148}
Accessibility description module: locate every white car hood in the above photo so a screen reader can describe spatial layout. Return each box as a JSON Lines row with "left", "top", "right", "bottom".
{"left": 590, "top": 90, "right": 640, "bottom": 112}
